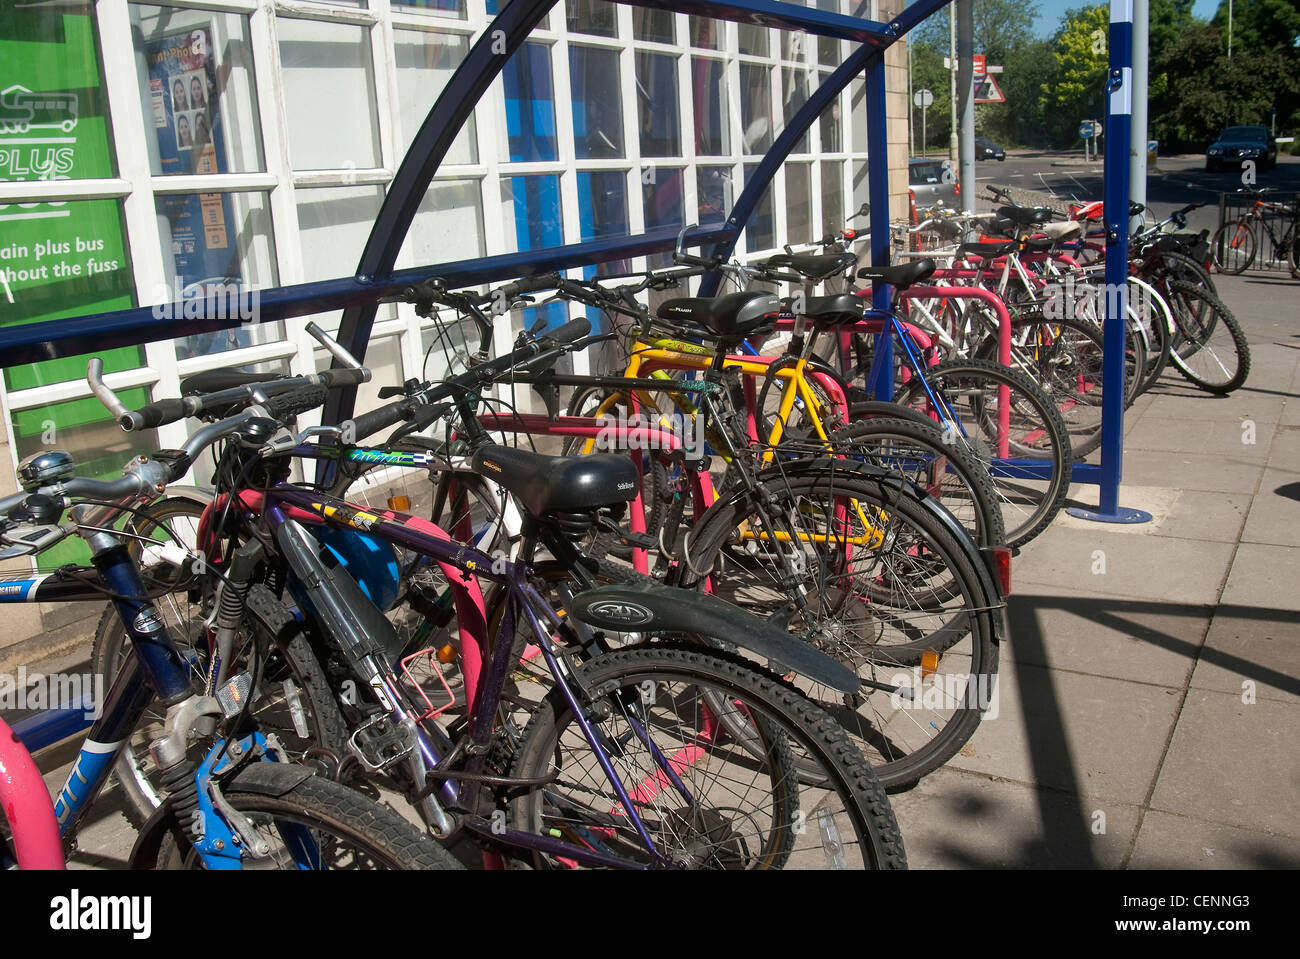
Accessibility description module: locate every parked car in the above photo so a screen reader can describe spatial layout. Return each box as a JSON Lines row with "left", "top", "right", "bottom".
{"left": 975, "top": 136, "right": 1006, "bottom": 161}
{"left": 909, "top": 157, "right": 960, "bottom": 211}
{"left": 1205, "top": 126, "right": 1277, "bottom": 171}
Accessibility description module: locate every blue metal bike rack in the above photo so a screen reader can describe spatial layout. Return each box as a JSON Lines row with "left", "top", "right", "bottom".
{"left": 0, "top": 0, "right": 1138, "bottom": 746}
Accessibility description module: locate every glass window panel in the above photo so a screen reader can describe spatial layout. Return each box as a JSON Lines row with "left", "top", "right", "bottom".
{"left": 740, "top": 64, "right": 773, "bottom": 154}
{"left": 500, "top": 174, "right": 563, "bottom": 252}
{"left": 153, "top": 190, "right": 281, "bottom": 360}
{"left": 395, "top": 28, "right": 477, "bottom": 164}
{"left": 786, "top": 161, "right": 811, "bottom": 245}
{"left": 633, "top": 9, "right": 674, "bottom": 44}
{"left": 569, "top": 46, "right": 623, "bottom": 159}
{"left": 635, "top": 52, "right": 680, "bottom": 158}
{"left": 691, "top": 57, "right": 728, "bottom": 157}
{"left": 743, "top": 163, "right": 774, "bottom": 252}
{"left": 12, "top": 392, "right": 157, "bottom": 496}
{"left": 394, "top": 0, "right": 467, "bottom": 18}
{"left": 130, "top": 4, "right": 263, "bottom": 175}
{"left": 821, "top": 159, "right": 843, "bottom": 237}
{"left": 738, "top": 23, "right": 768, "bottom": 56}
{"left": 643, "top": 167, "right": 683, "bottom": 269}
{"left": 783, "top": 65, "right": 811, "bottom": 154}
{"left": 407, "top": 179, "right": 486, "bottom": 267}
{"left": 577, "top": 171, "right": 630, "bottom": 279}
{"left": 819, "top": 76, "right": 843, "bottom": 152}
{"left": 852, "top": 158, "right": 869, "bottom": 212}
{"left": 296, "top": 185, "right": 385, "bottom": 281}
{"left": 781, "top": 30, "right": 811, "bottom": 63}
{"left": 278, "top": 18, "right": 380, "bottom": 170}
{"left": 565, "top": 0, "right": 617, "bottom": 37}
{"left": 0, "top": 5, "right": 116, "bottom": 181}
{"left": 696, "top": 165, "right": 733, "bottom": 229}
{"left": 689, "top": 16, "right": 722, "bottom": 49}
{"left": 816, "top": 0, "right": 842, "bottom": 66}
{"left": 501, "top": 42, "right": 557, "bottom": 163}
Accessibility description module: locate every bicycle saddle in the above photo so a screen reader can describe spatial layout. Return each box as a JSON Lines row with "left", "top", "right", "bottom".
{"left": 656, "top": 290, "right": 781, "bottom": 345}
{"left": 856, "top": 258, "right": 936, "bottom": 288}
{"left": 472, "top": 444, "right": 638, "bottom": 518}
{"left": 1021, "top": 237, "right": 1057, "bottom": 253}
{"left": 1038, "top": 221, "right": 1083, "bottom": 242}
{"left": 957, "top": 241, "right": 1017, "bottom": 258}
{"left": 782, "top": 293, "right": 864, "bottom": 325}
{"left": 1155, "top": 231, "right": 1207, "bottom": 253}
{"left": 763, "top": 251, "right": 857, "bottom": 280}
{"left": 181, "top": 367, "right": 285, "bottom": 394}
{"left": 998, "top": 204, "right": 1055, "bottom": 226}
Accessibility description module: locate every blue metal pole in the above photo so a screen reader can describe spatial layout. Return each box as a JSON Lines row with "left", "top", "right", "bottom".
{"left": 1066, "top": 0, "right": 1151, "bottom": 523}
{"left": 864, "top": 56, "right": 893, "bottom": 399}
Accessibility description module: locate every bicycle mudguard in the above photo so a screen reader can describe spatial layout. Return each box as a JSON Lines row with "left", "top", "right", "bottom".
{"left": 568, "top": 581, "right": 862, "bottom": 694}
{"left": 125, "top": 761, "right": 315, "bottom": 869}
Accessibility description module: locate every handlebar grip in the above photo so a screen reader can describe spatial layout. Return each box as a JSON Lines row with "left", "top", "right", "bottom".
{"left": 123, "top": 398, "right": 189, "bottom": 432}
{"left": 315, "top": 367, "right": 370, "bottom": 389}
{"left": 264, "top": 385, "right": 328, "bottom": 421}
{"left": 501, "top": 273, "right": 562, "bottom": 299}
{"left": 346, "top": 398, "right": 412, "bottom": 443}
{"left": 674, "top": 252, "right": 716, "bottom": 268}
{"left": 541, "top": 317, "right": 592, "bottom": 347}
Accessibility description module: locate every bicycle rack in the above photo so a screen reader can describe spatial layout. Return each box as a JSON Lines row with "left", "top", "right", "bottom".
{"left": 0, "top": 0, "right": 1139, "bottom": 748}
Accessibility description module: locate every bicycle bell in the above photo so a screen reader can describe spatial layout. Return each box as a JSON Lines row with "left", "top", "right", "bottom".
{"left": 17, "top": 450, "right": 76, "bottom": 491}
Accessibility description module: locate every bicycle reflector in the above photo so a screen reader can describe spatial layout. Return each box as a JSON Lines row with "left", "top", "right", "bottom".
{"left": 991, "top": 546, "right": 1012, "bottom": 596}
{"left": 388, "top": 494, "right": 411, "bottom": 511}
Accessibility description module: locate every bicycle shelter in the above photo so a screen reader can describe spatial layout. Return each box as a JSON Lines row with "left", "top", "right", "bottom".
{"left": 1, "top": 0, "right": 1136, "bottom": 748}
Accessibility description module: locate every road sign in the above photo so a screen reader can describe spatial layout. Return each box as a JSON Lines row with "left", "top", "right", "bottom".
{"left": 973, "top": 74, "right": 1005, "bottom": 104}
{"left": 1079, "top": 122, "right": 1095, "bottom": 139}
{"left": 973, "top": 54, "right": 986, "bottom": 76}
{"left": 913, "top": 88, "right": 933, "bottom": 108}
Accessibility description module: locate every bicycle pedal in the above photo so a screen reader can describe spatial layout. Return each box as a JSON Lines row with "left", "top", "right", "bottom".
{"left": 347, "top": 713, "right": 416, "bottom": 771}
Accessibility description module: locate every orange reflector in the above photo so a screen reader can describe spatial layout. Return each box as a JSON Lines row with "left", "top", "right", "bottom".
{"left": 388, "top": 495, "right": 411, "bottom": 511}
{"left": 920, "top": 649, "right": 939, "bottom": 677}
{"left": 992, "top": 546, "right": 1012, "bottom": 596}
{"left": 436, "top": 644, "right": 457, "bottom": 664}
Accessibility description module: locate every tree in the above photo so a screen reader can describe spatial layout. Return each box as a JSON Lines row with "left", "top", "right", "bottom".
{"left": 1041, "top": 5, "right": 1110, "bottom": 146}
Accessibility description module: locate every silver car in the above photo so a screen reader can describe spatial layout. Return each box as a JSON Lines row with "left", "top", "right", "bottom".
{"left": 909, "top": 158, "right": 960, "bottom": 212}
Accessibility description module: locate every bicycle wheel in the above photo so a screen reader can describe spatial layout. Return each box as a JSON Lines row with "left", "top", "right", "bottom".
{"left": 1128, "top": 275, "right": 1173, "bottom": 395}
{"left": 895, "top": 358, "right": 1072, "bottom": 549}
{"left": 508, "top": 643, "right": 907, "bottom": 869}
{"left": 1288, "top": 226, "right": 1300, "bottom": 279}
{"left": 830, "top": 417, "right": 1006, "bottom": 548}
{"left": 977, "top": 313, "right": 1108, "bottom": 458}
{"left": 155, "top": 769, "right": 459, "bottom": 870}
{"left": 1164, "top": 280, "right": 1251, "bottom": 394}
{"left": 1162, "top": 251, "right": 1218, "bottom": 300}
{"left": 671, "top": 468, "right": 1000, "bottom": 790}
{"left": 1210, "top": 218, "right": 1256, "bottom": 275}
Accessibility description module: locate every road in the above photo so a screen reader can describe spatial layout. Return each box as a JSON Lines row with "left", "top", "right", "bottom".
{"left": 965, "top": 150, "right": 1300, "bottom": 236}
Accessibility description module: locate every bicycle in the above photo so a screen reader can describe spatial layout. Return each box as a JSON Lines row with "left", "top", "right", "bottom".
{"left": 1211, "top": 187, "right": 1300, "bottom": 277}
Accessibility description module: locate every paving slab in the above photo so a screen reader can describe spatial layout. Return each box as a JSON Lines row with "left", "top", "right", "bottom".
{"left": 1015, "top": 524, "right": 1236, "bottom": 605}
{"left": 1189, "top": 610, "right": 1300, "bottom": 705}
{"left": 1154, "top": 489, "right": 1252, "bottom": 544}
{"left": 1148, "top": 689, "right": 1300, "bottom": 840}
{"left": 1122, "top": 415, "right": 1276, "bottom": 461}
{"left": 946, "top": 655, "right": 1183, "bottom": 806}
{"left": 1129, "top": 810, "right": 1300, "bottom": 869}
{"left": 889, "top": 767, "right": 1139, "bottom": 868}
{"left": 1218, "top": 542, "right": 1300, "bottom": 613}
{"left": 1138, "top": 389, "right": 1285, "bottom": 426}
{"left": 1007, "top": 588, "right": 1207, "bottom": 687}
{"left": 1242, "top": 469, "right": 1300, "bottom": 547}
{"left": 1112, "top": 447, "right": 1265, "bottom": 494}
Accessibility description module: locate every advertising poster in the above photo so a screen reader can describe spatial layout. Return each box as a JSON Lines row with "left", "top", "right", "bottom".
{"left": 0, "top": 6, "right": 148, "bottom": 445}
{"left": 144, "top": 26, "right": 247, "bottom": 358}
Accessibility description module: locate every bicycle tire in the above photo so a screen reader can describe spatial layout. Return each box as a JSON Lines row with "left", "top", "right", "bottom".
{"left": 1164, "top": 280, "right": 1251, "bottom": 394}
{"left": 894, "top": 357, "right": 1072, "bottom": 549}
{"left": 669, "top": 467, "right": 1000, "bottom": 790}
{"left": 829, "top": 417, "right": 1006, "bottom": 548}
{"left": 1210, "top": 218, "right": 1256, "bottom": 275}
{"left": 155, "top": 769, "right": 460, "bottom": 870}
{"left": 508, "top": 643, "right": 907, "bottom": 869}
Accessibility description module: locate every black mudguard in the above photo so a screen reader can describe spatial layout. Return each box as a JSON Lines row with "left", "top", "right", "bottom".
{"left": 125, "top": 761, "right": 316, "bottom": 869}
{"left": 568, "top": 580, "right": 861, "bottom": 694}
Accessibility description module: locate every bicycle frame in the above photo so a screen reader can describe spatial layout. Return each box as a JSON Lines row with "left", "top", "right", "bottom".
{"left": 201, "top": 482, "right": 709, "bottom": 869}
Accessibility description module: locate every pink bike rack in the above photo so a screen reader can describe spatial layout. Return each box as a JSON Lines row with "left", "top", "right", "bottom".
{"left": 0, "top": 716, "right": 64, "bottom": 869}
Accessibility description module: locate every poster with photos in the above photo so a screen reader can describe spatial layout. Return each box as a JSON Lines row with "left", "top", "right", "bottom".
{"left": 145, "top": 25, "right": 245, "bottom": 358}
